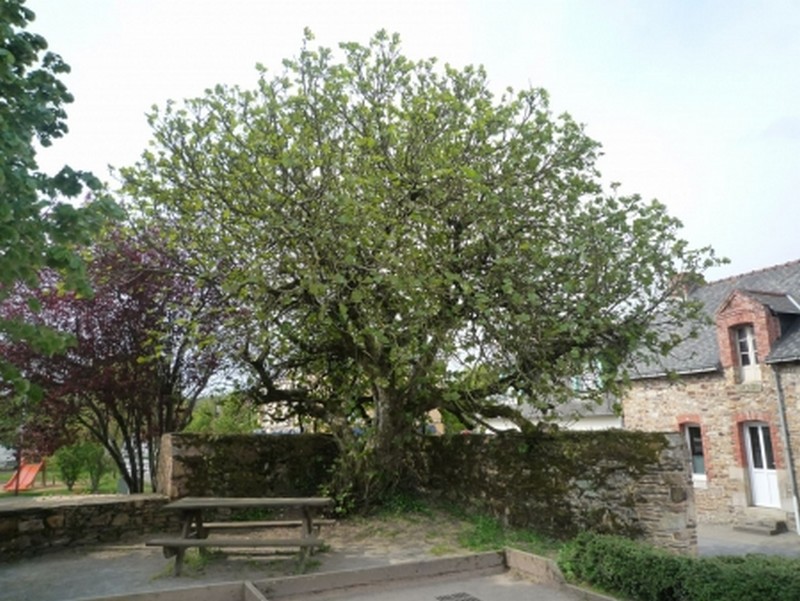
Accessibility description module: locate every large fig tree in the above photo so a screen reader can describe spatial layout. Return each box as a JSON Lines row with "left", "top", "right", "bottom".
{"left": 122, "top": 31, "right": 717, "bottom": 505}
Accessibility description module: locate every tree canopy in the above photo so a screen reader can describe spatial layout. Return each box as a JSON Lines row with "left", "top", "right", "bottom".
{"left": 0, "top": 0, "right": 118, "bottom": 399}
{"left": 122, "top": 30, "right": 719, "bottom": 505}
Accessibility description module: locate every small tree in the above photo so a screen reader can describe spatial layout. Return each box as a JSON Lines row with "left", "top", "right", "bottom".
{"left": 81, "top": 441, "right": 111, "bottom": 493}
{"left": 186, "top": 394, "right": 260, "bottom": 435}
{"left": 0, "top": 226, "right": 225, "bottom": 492}
{"left": 53, "top": 444, "right": 83, "bottom": 491}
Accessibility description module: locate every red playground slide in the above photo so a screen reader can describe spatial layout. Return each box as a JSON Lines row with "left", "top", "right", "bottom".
{"left": 3, "top": 461, "right": 43, "bottom": 492}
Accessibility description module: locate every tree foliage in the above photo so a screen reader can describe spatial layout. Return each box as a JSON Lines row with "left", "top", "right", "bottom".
{"left": 0, "top": 227, "right": 225, "bottom": 492}
{"left": 122, "top": 31, "right": 719, "bottom": 505}
{"left": 53, "top": 443, "right": 83, "bottom": 491}
{"left": 185, "top": 393, "right": 260, "bottom": 435}
{"left": 0, "top": 1, "right": 118, "bottom": 416}
{"left": 52, "top": 440, "right": 111, "bottom": 492}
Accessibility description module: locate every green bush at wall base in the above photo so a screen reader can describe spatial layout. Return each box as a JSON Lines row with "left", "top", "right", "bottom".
{"left": 558, "top": 532, "right": 800, "bottom": 601}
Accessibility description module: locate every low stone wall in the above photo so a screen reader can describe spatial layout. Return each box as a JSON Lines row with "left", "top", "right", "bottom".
{"left": 159, "top": 430, "right": 695, "bottom": 554}
{"left": 0, "top": 429, "right": 694, "bottom": 561}
{"left": 0, "top": 494, "right": 179, "bottom": 560}
{"left": 422, "top": 430, "right": 695, "bottom": 554}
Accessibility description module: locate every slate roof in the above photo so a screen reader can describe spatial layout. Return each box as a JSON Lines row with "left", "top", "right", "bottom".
{"left": 631, "top": 260, "right": 800, "bottom": 378}
{"left": 741, "top": 291, "right": 800, "bottom": 315}
{"left": 770, "top": 318, "right": 800, "bottom": 363}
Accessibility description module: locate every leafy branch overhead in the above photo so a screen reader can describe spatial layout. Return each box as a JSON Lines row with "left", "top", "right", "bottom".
{"left": 0, "top": 0, "right": 120, "bottom": 399}
{"left": 122, "top": 30, "right": 720, "bottom": 502}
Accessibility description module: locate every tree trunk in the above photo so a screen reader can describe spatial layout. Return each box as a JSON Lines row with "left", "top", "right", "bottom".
{"left": 366, "top": 385, "right": 421, "bottom": 505}
{"left": 328, "top": 384, "right": 424, "bottom": 511}
{"left": 372, "top": 386, "right": 409, "bottom": 479}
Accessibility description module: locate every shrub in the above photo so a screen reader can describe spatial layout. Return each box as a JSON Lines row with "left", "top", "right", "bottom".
{"left": 558, "top": 532, "right": 800, "bottom": 601}
{"left": 683, "top": 554, "right": 800, "bottom": 601}
{"left": 53, "top": 445, "right": 84, "bottom": 491}
{"left": 81, "top": 442, "right": 112, "bottom": 493}
{"left": 558, "top": 532, "right": 689, "bottom": 601}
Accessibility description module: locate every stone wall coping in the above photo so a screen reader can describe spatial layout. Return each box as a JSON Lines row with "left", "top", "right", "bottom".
{"left": 0, "top": 493, "right": 167, "bottom": 513}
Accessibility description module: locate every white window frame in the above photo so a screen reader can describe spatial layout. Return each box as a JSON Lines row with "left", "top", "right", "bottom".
{"left": 683, "top": 424, "right": 707, "bottom": 487}
{"left": 735, "top": 325, "right": 759, "bottom": 382}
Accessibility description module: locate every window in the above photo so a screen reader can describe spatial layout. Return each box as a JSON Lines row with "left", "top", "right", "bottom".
{"left": 747, "top": 424, "right": 775, "bottom": 470}
{"left": 734, "top": 325, "right": 759, "bottom": 382}
{"left": 570, "top": 360, "right": 602, "bottom": 393}
{"left": 683, "top": 424, "right": 706, "bottom": 484}
{"left": 736, "top": 325, "right": 757, "bottom": 366}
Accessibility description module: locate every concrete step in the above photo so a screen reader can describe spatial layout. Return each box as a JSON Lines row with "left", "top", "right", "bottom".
{"left": 733, "top": 520, "right": 788, "bottom": 536}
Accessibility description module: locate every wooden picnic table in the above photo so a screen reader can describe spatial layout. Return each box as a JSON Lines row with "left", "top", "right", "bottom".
{"left": 147, "top": 496, "right": 334, "bottom": 575}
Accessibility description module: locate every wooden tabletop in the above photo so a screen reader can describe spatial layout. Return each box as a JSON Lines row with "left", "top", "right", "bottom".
{"left": 164, "top": 496, "right": 334, "bottom": 510}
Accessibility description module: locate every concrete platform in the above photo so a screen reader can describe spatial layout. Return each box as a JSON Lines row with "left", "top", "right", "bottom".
{"left": 292, "top": 571, "right": 588, "bottom": 601}
{"left": 61, "top": 551, "right": 605, "bottom": 601}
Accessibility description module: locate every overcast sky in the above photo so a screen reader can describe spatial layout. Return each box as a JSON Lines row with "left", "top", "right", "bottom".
{"left": 27, "top": 0, "right": 800, "bottom": 281}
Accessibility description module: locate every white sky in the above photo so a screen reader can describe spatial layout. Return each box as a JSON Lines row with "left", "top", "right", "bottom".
{"left": 26, "top": 0, "right": 800, "bottom": 281}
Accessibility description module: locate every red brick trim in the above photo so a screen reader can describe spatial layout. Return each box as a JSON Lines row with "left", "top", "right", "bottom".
{"left": 715, "top": 291, "right": 781, "bottom": 370}
{"left": 676, "top": 413, "right": 702, "bottom": 427}
{"left": 732, "top": 411, "right": 784, "bottom": 469}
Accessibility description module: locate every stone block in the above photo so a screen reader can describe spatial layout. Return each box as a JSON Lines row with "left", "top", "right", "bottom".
{"left": 0, "top": 518, "right": 17, "bottom": 536}
{"left": 111, "top": 513, "right": 130, "bottom": 527}
{"left": 45, "top": 514, "right": 65, "bottom": 529}
{"left": 670, "top": 486, "right": 688, "bottom": 503}
{"left": 18, "top": 519, "right": 44, "bottom": 533}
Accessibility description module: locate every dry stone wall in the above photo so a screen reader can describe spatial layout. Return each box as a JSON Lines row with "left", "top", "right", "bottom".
{"left": 0, "top": 429, "right": 696, "bottom": 561}
{"left": 159, "top": 430, "right": 696, "bottom": 554}
{"left": 421, "top": 430, "right": 695, "bottom": 554}
{"left": 0, "top": 494, "right": 178, "bottom": 559}
{"left": 157, "top": 433, "right": 339, "bottom": 499}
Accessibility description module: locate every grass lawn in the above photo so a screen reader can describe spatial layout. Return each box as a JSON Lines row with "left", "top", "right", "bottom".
{"left": 368, "top": 496, "right": 564, "bottom": 559}
{"left": 0, "top": 466, "right": 132, "bottom": 497}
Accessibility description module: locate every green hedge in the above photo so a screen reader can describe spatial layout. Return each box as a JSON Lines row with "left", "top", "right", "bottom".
{"left": 558, "top": 532, "right": 800, "bottom": 601}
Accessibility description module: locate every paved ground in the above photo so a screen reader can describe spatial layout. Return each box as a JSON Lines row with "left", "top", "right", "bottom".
{"left": 0, "top": 543, "right": 576, "bottom": 601}
{"left": 1, "top": 522, "right": 799, "bottom": 601}
{"left": 303, "top": 572, "right": 582, "bottom": 601}
{"left": 697, "top": 523, "right": 800, "bottom": 557}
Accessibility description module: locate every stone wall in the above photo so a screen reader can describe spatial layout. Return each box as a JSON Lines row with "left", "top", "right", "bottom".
{"left": 422, "top": 430, "right": 695, "bottom": 554}
{"left": 160, "top": 430, "right": 696, "bottom": 554}
{"left": 0, "top": 494, "right": 179, "bottom": 559}
{"left": 157, "top": 433, "right": 339, "bottom": 499}
{"left": 1, "top": 429, "right": 696, "bottom": 559}
{"left": 624, "top": 365, "right": 799, "bottom": 527}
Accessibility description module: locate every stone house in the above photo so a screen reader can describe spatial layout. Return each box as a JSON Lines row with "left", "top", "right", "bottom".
{"left": 623, "top": 260, "right": 800, "bottom": 530}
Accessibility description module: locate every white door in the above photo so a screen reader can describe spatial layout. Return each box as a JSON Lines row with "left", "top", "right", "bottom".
{"left": 745, "top": 423, "right": 781, "bottom": 508}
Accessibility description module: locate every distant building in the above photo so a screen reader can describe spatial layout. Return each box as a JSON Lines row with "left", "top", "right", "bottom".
{"left": 0, "top": 446, "right": 15, "bottom": 469}
{"left": 480, "top": 394, "right": 622, "bottom": 433}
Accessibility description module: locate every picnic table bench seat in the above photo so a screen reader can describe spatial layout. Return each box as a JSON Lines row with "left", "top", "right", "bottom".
{"left": 146, "top": 536, "right": 326, "bottom": 551}
{"left": 149, "top": 496, "right": 334, "bottom": 576}
{"left": 202, "top": 518, "right": 337, "bottom": 531}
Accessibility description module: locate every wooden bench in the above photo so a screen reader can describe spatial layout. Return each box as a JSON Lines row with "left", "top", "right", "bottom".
{"left": 149, "top": 496, "right": 334, "bottom": 576}
{"left": 146, "top": 536, "right": 326, "bottom": 575}
{"left": 202, "top": 518, "right": 337, "bottom": 531}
